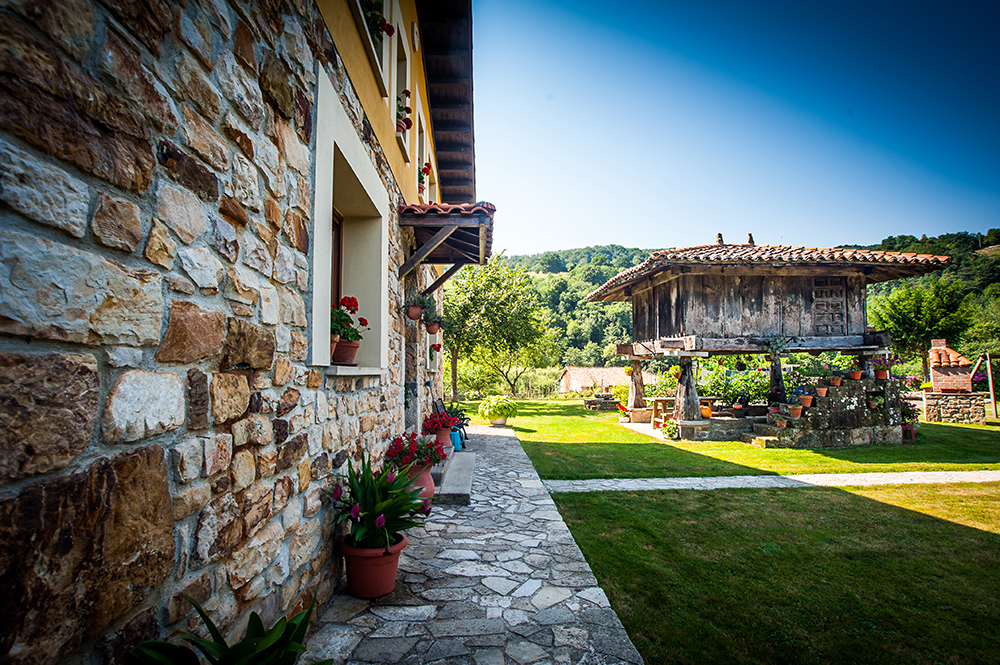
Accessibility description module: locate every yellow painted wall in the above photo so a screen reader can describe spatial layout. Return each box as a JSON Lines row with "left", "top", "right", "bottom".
{"left": 315, "top": 0, "right": 436, "bottom": 204}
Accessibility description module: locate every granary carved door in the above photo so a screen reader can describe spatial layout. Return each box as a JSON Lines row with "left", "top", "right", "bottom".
{"left": 813, "top": 277, "right": 846, "bottom": 335}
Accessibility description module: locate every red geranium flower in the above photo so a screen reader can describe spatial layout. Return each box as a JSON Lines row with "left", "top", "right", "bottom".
{"left": 385, "top": 24, "right": 395, "bottom": 36}
{"left": 403, "top": 89, "right": 410, "bottom": 97}
{"left": 403, "top": 117, "right": 413, "bottom": 129}
{"left": 358, "top": 317, "right": 368, "bottom": 327}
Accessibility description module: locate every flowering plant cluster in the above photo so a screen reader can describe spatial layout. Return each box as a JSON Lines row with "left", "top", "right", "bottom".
{"left": 617, "top": 403, "right": 630, "bottom": 413}
{"left": 901, "top": 401, "right": 920, "bottom": 423}
{"left": 396, "top": 90, "right": 412, "bottom": 129}
{"left": 422, "top": 412, "right": 459, "bottom": 434}
{"left": 362, "top": 0, "right": 395, "bottom": 46}
{"left": 429, "top": 342, "right": 442, "bottom": 362}
{"left": 870, "top": 356, "right": 902, "bottom": 370}
{"left": 326, "top": 454, "right": 429, "bottom": 550}
{"left": 385, "top": 431, "right": 448, "bottom": 468}
{"left": 904, "top": 376, "right": 923, "bottom": 391}
{"left": 418, "top": 161, "right": 431, "bottom": 184}
{"left": 331, "top": 296, "right": 369, "bottom": 342}
{"left": 624, "top": 367, "right": 633, "bottom": 376}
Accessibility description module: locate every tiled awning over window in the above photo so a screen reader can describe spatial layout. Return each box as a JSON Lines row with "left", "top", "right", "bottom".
{"left": 398, "top": 202, "right": 495, "bottom": 292}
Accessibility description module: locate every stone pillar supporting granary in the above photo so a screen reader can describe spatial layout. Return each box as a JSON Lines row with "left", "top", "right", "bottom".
{"left": 0, "top": 1, "right": 492, "bottom": 661}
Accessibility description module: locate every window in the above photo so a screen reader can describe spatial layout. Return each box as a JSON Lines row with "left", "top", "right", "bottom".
{"left": 313, "top": 70, "right": 390, "bottom": 372}
{"left": 349, "top": 0, "right": 391, "bottom": 97}
{"left": 813, "top": 277, "right": 846, "bottom": 336}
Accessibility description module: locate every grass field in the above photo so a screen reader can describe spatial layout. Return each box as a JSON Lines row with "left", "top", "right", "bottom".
{"left": 466, "top": 400, "right": 1000, "bottom": 479}
{"left": 557, "top": 483, "right": 1000, "bottom": 664}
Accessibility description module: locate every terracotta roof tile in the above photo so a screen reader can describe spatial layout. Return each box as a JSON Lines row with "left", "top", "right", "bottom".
{"left": 587, "top": 243, "right": 951, "bottom": 301}
{"left": 929, "top": 346, "right": 972, "bottom": 368}
{"left": 398, "top": 202, "right": 496, "bottom": 219}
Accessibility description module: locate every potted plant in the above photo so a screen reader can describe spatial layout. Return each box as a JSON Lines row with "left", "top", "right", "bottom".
{"left": 385, "top": 431, "right": 448, "bottom": 499}
{"left": 815, "top": 385, "right": 828, "bottom": 397}
{"left": 768, "top": 404, "right": 780, "bottom": 414}
{"left": 429, "top": 342, "right": 442, "bottom": 364}
{"left": 478, "top": 394, "right": 518, "bottom": 425}
{"left": 920, "top": 381, "right": 933, "bottom": 393}
{"left": 405, "top": 293, "right": 434, "bottom": 321}
{"left": 787, "top": 404, "right": 803, "bottom": 418}
{"left": 868, "top": 394, "right": 885, "bottom": 409}
{"left": 870, "top": 355, "right": 901, "bottom": 380}
{"left": 422, "top": 411, "right": 459, "bottom": 446}
{"left": 617, "top": 403, "right": 631, "bottom": 423}
{"left": 663, "top": 418, "right": 679, "bottom": 440}
{"left": 395, "top": 89, "right": 412, "bottom": 133}
{"left": 326, "top": 454, "right": 429, "bottom": 599}
{"left": 793, "top": 386, "right": 813, "bottom": 407}
{"left": 330, "top": 296, "right": 369, "bottom": 365}
{"left": 422, "top": 309, "right": 443, "bottom": 334}
{"left": 774, "top": 416, "right": 788, "bottom": 428}
{"left": 848, "top": 359, "right": 863, "bottom": 381}
{"left": 130, "top": 594, "right": 331, "bottom": 664}
{"left": 901, "top": 401, "right": 919, "bottom": 440}
{"left": 361, "top": 0, "right": 394, "bottom": 47}
{"left": 418, "top": 161, "right": 431, "bottom": 195}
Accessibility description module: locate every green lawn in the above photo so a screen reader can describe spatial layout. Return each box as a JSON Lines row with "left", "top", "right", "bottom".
{"left": 474, "top": 400, "right": 1000, "bottom": 479}
{"left": 556, "top": 483, "right": 1000, "bottom": 664}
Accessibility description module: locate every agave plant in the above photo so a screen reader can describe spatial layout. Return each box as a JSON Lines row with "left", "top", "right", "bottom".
{"left": 128, "top": 594, "right": 332, "bottom": 665}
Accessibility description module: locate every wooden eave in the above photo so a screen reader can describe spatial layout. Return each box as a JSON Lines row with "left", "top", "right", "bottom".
{"left": 397, "top": 210, "right": 493, "bottom": 291}
{"left": 416, "top": 0, "right": 476, "bottom": 203}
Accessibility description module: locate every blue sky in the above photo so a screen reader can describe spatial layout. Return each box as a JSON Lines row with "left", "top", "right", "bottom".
{"left": 472, "top": 0, "right": 1000, "bottom": 255}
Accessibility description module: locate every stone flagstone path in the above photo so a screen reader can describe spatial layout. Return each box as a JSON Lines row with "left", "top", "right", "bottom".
{"left": 544, "top": 469, "right": 1000, "bottom": 493}
{"left": 304, "top": 425, "right": 643, "bottom": 665}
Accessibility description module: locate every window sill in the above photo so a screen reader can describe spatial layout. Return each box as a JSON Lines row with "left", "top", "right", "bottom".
{"left": 348, "top": 0, "right": 389, "bottom": 97}
{"left": 323, "top": 365, "right": 387, "bottom": 377}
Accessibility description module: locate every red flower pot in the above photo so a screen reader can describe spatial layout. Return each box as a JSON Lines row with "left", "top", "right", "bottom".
{"left": 406, "top": 305, "right": 423, "bottom": 321}
{"left": 435, "top": 427, "right": 451, "bottom": 447}
{"left": 340, "top": 534, "right": 407, "bottom": 599}
{"left": 798, "top": 395, "right": 813, "bottom": 407}
{"left": 425, "top": 323, "right": 440, "bottom": 334}
{"left": 395, "top": 118, "right": 407, "bottom": 133}
{"left": 776, "top": 421, "right": 787, "bottom": 428}
{"left": 849, "top": 371, "right": 863, "bottom": 380}
{"left": 788, "top": 405, "right": 803, "bottom": 418}
{"left": 769, "top": 406, "right": 780, "bottom": 414}
{"left": 902, "top": 424, "right": 917, "bottom": 441}
{"left": 829, "top": 378, "right": 842, "bottom": 387}
{"left": 874, "top": 369, "right": 888, "bottom": 380}
{"left": 815, "top": 387, "right": 828, "bottom": 397}
{"left": 331, "top": 340, "right": 360, "bottom": 365}
{"left": 330, "top": 334, "right": 339, "bottom": 359}
{"left": 407, "top": 464, "right": 435, "bottom": 500}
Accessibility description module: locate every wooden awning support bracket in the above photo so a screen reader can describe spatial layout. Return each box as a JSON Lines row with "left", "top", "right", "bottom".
{"left": 398, "top": 224, "right": 459, "bottom": 278}
{"left": 421, "top": 261, "right": 468, "bottom": 295}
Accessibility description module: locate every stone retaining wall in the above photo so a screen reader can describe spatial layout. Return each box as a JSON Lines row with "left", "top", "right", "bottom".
{"left": 0, "top": 1, "right": 439, "bottom": 662}
{"left": 923, "top": 392, "right": 987, "bottom": 424}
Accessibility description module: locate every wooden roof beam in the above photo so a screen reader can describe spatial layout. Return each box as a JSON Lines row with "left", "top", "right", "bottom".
{"left": 398, "top": 224, "right": 458, "bottom": 278}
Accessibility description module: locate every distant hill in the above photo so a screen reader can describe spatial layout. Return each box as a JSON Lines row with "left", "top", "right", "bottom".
{"left": 508, "top": 245, "right": 661, "bottom": 274}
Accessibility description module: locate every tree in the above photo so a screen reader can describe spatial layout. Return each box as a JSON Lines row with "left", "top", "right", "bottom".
{"left": 869, "top": 278, "right": 969, "bottom": 379}
{"left": 442, "top": 256, "right": 550, "bottom": 398}
{"left": 536, "top": 252, "right": 566, "bottom": 274}
{"left": 958, "top": 285, "right": 1000, "bottom": 359}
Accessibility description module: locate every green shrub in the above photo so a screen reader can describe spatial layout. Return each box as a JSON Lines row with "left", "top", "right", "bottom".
{"left": 479, "top": 395, "right": 519, "bottom": 420}
{"left": 612, "top": 384, "right": 629, "bottom": 404}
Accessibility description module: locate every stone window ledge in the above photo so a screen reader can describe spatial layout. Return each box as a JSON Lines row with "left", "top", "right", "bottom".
{"left": 322, "top": 365, "right": 386, "bottom": 377}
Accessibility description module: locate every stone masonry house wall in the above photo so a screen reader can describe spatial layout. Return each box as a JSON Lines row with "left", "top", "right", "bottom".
{"left": 0, "top": 1, "right": 443, "bottom": 662}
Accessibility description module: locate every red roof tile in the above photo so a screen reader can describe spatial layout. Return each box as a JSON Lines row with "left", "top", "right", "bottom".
{"left": 587, "top": 242, "right": 951, "bottom": 301}
{"left": 398, "top": 202, "right": 496, "bottom": 219}
{"left": 929, "top": 346, "right": 972, "bottom": 368}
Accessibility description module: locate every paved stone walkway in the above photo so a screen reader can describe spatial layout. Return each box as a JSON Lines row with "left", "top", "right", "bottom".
{"left": 304, "top": 425, "right": 643, "bottom": 665}
{"left": 544, "top": 469, "right": 1000, "bottom": 493}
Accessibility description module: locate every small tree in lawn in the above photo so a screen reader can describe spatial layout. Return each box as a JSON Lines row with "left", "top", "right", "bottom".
{"left": 868, "top": 278, "right": 968, "bottom": 380}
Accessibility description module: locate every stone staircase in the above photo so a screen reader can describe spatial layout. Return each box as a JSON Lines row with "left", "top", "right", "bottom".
{"left": 740, "top": 376, "right": 904, "bottom": 449}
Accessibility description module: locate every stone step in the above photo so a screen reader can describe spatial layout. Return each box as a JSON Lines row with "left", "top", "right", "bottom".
{"left": 435, "top": 451, "right": 475, "bottom": 505}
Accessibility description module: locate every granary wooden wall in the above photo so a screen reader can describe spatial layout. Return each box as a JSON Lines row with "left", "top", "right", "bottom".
{"left": 632, "top": 272, "right": 868, "bottom": 344}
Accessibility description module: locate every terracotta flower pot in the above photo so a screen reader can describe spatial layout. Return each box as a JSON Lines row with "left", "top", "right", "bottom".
{"left": 395, "top": 118, "right": 407, "bottom": 133}
{"left": 435, "top": 427, "right": 451, "bottom": 447}
{"left": 868, "top": 400, "right": 879, "bottom": 409}
{"left": 874, "top": 369, "right": 888, "bottom": 380}
{"left": 769, "top": 406, "right": 780, "bottom": 414}
{"left": 330, "top": 334, "right": 339, "bottom": 359}
{"left": 829, "top": 377, "right": 843, "bottom": 387}
{"left": 406, "top": 305, "right": 423, "bottom": 321}
{"left": 776, "top": 421, "right": 787, "bottom": 428}
{"left": 407, "top": 464, "right": 434, "bottom": 500}
{"left": 425, "top": 323, "right": 440, "bottom": 334}
{"left": 418, "top": 182, "right": 426, "bottom": 194}
{"left": 798, "top": 395, "right": 813, "bottom": 407}
{"left": 331, "top": 340, "right": 360, "bottom": 365}
{"left": 849, "top": 371, "right": 863, "bottom": 380}
{"left": 815, "top": 387, "right": 828, "bottom": 397}
{"left": 788, "top": 405, "right": 803, "bottom": 418}
{"left": 340, "top": 534, "right": 407, "bottom": 599}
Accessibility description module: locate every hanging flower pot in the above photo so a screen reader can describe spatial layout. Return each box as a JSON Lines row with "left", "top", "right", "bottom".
{"left": 340, "top": 534, "right": 408, "bottom": 599}
{"left": 798, "top": 395, "right": 813, "bottom": 407}
{"left": 425, "top": 323, "right": 440, "bottom": 335}
{"left": 848, "top": 371, "right": 863, "bottom": 380}
{"left": 815, "top": 387, "right": 828, "bottom": 397}
{"left": 406, "top": 305, "right": 423, "bottom": 320}
{"left": 406, "top": 464, "right": 435, "bottom": 500}
{"left": 874, "top": 369, "right": 888, "bottom": 380}
{"left": 788, "top": 405, "right": 803, "bottom": 418}
{"left": 829, "top": 377, "right": 843, "bottom": 387}
{"left": 331, "top": 340, "right": 360, "bottom": 365}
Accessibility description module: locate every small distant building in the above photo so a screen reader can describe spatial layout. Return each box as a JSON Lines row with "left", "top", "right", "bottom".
{"left": 929, "top": 339, "right": 973, "bottom": 392}
{"left": 559, "top": 366, "right": 657, "bottom": 393}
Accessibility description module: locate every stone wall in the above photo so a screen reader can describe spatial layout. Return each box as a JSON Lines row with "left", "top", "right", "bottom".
{"left": 0, "top": 1, "right": 439, "bottom": 662}
{"left": 923, "top": 392, "right": 987, "bottom": 424}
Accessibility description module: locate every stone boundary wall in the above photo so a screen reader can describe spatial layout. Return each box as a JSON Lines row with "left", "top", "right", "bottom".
{"left": 923, "top": 392, "right": 987, "bottom": 424}
{"left": 0, "top": 1, "right": 440, "bottom": 662}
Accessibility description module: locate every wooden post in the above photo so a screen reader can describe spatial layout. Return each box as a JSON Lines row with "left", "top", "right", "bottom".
{"left": 628, "top": 360, "right": 647, "bottom": 409}
{"left": 768, "top": 355, "right": 786, "bottom": 405}
{"left": 987, "top": 353, "right": 997, "bottom": 420}
{"left": 673, "top": 358, "right": 702, "bottom": 421}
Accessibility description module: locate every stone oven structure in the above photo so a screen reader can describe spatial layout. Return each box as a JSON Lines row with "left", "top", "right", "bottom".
{"left": 0, "top": 1, "right": 490, "bottom": 661}
{"left": 928, "top": 339, "right": 973, "bottom": 392}
{"left": 924, "top": 339, "right": 987, "bottom": 424}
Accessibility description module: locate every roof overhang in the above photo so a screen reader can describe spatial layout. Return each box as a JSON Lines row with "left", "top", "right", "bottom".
{"left": 416, "top": 0, "right": 476, "bottom": 203}
{"left": 398, "top": 202, "right": 495, "bottom": 293}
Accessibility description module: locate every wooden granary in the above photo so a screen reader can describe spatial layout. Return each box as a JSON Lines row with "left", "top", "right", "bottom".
{"left": 588, "top": 234, "right": 950, "bottom": 419}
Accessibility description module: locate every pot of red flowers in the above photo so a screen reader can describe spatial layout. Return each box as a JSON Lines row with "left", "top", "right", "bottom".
{"left": 330, "top": 296, "right": 370, "bottom": 365}
{"left": 870, "top": 355, "right": 900, "bottom": 380}
{"left": 848, "top": 360, "right": 863, "bottom": 381}
{"left": 617, "top": 403, "right": 630, "bottom": 423}
{"left": 423, "top": 412, "right": 459, "bottom": 447}
{"left": 385, "top": 431, "right": 448, "bottom": 499}
{"left": 395, "top": 89, "right": 412, "bottom": 134}
{"left": 326, "top": 453, "right": 429, "bottom": 599}
{"left": 418, "top": 161, "right": 431, "bottom": 195}
{"left": 429, "top": 343, "right": 442, "bottom": 363}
